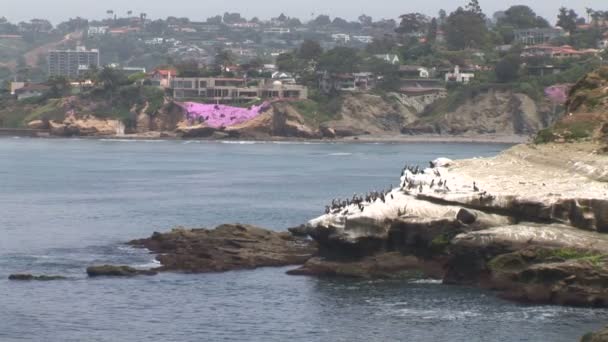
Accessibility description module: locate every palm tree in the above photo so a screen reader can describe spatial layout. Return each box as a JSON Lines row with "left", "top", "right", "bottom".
{"left": 106, "top": 10, "right": 114, "bottom": 18}
{"left": 127, "top": 10, "right": 133, "bottom": 17}
{"left": 586, "top": 8, "right": 594, "bottom": 23}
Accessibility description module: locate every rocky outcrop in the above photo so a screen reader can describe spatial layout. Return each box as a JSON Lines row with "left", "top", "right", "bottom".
{"left": 288, "top": 252, "right": 443, "bottom": 279}
{"left": 582, "top": 326, "right": 608, "bottom": 342}
{"left": 129, "top": 224, "right": 317, "bottom": 273}
{"left": 86, "top": 265, "right": 157, "bottom": 277}
{"left": 48, "top": 114, "right": 125, "bottom": 137}
{"left": 8, "top": 274, "right": 67, "bottom": 281}
{"left": 301, "top": 142, "right": 608, "bottom": 306}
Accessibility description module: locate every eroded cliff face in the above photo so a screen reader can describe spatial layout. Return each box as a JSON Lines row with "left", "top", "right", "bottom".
{"left": 298, "top": 142, "right": 608, "bottom": 307}
{"left": 32, "top": 87, "right": 559, "bottom": 139}
{"left": 403, "top": 90, "right": 556, "bottom": 135}
{"left": 320, "top": 93, "right": 420, "bottom": 137}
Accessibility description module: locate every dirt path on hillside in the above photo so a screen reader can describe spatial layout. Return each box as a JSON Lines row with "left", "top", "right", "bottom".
{"left": 24, "top": 31, "right": 83, "bottom": 67}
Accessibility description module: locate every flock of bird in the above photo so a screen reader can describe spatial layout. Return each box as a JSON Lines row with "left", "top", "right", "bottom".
{"left": 325, "top": 186, "right": 395, "bottom": 215}
{"left": 322, "top": 162, "right": 489, "bottom": 216}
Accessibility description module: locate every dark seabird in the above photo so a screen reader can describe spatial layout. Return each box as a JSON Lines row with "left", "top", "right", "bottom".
{"left": 473, "top": 182, "right": 479, "bottom": 192}
{"left": 419, "top": 184, "right": 423, "bottom": 192}
{"left": 430, "top": 179, "right": 435, "bottom": 188}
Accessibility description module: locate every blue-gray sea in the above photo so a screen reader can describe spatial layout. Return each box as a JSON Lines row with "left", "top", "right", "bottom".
{"left": 0, "top": 137, "right": 606, "bottom": 342}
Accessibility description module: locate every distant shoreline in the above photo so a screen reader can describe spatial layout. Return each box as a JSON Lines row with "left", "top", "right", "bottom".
{"left": 0, "top": 131, "right": 528, "bottom": 145}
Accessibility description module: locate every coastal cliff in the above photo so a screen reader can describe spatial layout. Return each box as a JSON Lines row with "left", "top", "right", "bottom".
{"left": 298, "top": 142, "right": 608, "bottom": 307}
{"left": 3, "top": 86, "right": 554, "bottom": 140}
{"left": 402, "top": 88, "right": 556, "bottom": 136}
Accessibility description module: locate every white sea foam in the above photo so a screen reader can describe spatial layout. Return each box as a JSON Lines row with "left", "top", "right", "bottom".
{"left": 409, "top": 279, "right": 442, "bottom": 284}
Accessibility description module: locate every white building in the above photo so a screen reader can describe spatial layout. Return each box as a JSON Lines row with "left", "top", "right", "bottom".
{"left": 353, "top": 36, "right": 374, "bottom": 44}
{"left": 87, "top": 26, "right": 108, "bottom": 37}
{"left": 374, "top": 54, "right": 400, "bottom": 65}
{"left": 331, "top": 34, "right": 351, "bottom": 44}
{"left": 264, "top": 27, "right": 291, "bottom": 34}
{"left": 445, "top": 65, "right": 474, "bottom": 84}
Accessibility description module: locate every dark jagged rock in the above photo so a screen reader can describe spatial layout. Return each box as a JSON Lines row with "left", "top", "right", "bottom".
{"left": 287, "top": 252, "right": 443, "bottom": 279}
{"left": 86, "top": 265, "right": 157, "bottom": 277}
{"left": 8, "top": 274, "right": 67, "bottom": 281}
{"left": 287, "top": 224, "right": 313, "bottom": 237}
{"left": 582, "top": 325, "right": 608, "bottom": 342}
{"left": 129, "top": 224, "right": 317, "bottom": 273}
{"left": 486, "top": 248, "right": 608, "bottom": 307}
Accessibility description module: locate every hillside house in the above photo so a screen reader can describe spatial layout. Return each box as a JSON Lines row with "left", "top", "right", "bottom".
{"left": 444, "top": 65, "right": 474, "bottom": 84}
{"left": 374, "top": 54, "right": 400, "bottom": 65}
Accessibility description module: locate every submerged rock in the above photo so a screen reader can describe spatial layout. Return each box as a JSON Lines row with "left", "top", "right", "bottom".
{"left": 287, "top": 252, "right": 443, "bottom": 279}
{"left": 8, "top": 274, "right": 67, "bottom": 281}
{"left": 129, "top": 224, "right": 317, "bottom": 273}
{"left": 86, "top": 265, "right": 157, "bottom": 277}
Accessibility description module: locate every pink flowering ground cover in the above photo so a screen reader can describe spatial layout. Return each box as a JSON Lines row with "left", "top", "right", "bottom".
{"left": 545, "top": 84, "right": 570, "bottom": 104}
{"left": 179, "top": 102, "right": 271, "bottom": 128}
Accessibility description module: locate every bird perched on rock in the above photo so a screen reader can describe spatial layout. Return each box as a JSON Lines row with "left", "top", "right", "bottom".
{"left": 473, "top": 182, "right": 479, "bottom": 192}
{"left": 430, "top": 179, "right": 435, "bottom": 188}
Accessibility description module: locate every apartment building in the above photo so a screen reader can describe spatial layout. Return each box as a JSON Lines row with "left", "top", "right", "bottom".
{"left": 48, "top": 47, "right": 100, "bottom": 79}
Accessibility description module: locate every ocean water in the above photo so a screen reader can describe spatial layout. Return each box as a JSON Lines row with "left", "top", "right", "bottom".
{"left": 0, "top": 138, "right": 606, "bottom": 342}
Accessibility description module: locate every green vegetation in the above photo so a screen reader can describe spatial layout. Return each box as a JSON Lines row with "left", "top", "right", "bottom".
{"left": 489, "top": 248, "right": 606, "bottom": 272}
{"left": 292, "top": 91, "right": 343, "bottom": 126}
{"left": 429, "top": 233, "right": 453, "bottom": 254}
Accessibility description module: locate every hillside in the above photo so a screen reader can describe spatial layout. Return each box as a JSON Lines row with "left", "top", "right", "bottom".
{"left": 535, "top": 66, "right": 608, "bottom": 147}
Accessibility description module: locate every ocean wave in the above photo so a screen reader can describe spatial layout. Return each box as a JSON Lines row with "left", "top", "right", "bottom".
{"left": 408, "top": 279, "right": 442, "bottom": 284}
{"left": 219, "top": 140, "right": 259, "bottom": 145}
{"left": 327, "top": 152, "right": 353, "bottom": 156}
{"left": 99, "top": 139, "right": 169, "bottom": 143}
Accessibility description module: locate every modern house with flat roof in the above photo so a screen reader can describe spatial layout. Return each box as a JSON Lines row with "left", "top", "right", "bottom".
{"left": 170, "top": 77, "right": 307, "bottom": 102}
{"left": 48, "top": 47, "right": 100, "bottom": 79}
{"left": 513, "top": 28, "right": 565, "bottom": 45}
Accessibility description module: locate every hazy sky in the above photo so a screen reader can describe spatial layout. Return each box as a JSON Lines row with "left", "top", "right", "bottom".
{"left": 2, "top": 0, "right": 606, "bottom": 24}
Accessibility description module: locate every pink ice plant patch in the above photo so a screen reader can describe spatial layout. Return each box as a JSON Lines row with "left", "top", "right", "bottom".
{"left": 545, "top": 84, "right": 570, "bottom": 104}
{"left": 180, "top": 102, "right": 271, "bottom": 128}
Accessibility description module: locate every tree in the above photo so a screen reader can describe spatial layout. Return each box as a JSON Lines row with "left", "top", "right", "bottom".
{"left": 318, "top": 47, "right": 362, "bottom": 73}
{"left": 312, "top": 15, "right": 331, "bottom": 26}
{"left": 497, "top": 5, "right": 550, "bottom": 29}
{"left": 444, "top": 7, "right": 488, "bottom": 50}
{"left": 494, "top": 54, "right": 520, "bottom": 83}
{"left": 365, "top": 35, "right": 397, "bottom": 54}
{"left": 427, "top": 18, "right": 438, "bottom": 42}
{"left": 332, "top": 17, "right": 350, "bottom": 29}
{"left": 557, "top": 7, "right": 578, "bottom": 35}
{"left": 223, "top": 12, "right": 244, "bottom": 24}
{"left": 276, "top": 52, "right": 300, "bottom": 72}
{"left": 149, "top": 20, "right": 167, "bottom": 35}
{"left": 358, "top": 14, "right": 372, "bottom": 26}
{"left": 207, "top": 16, "right": 222, "bottom": 24}
{"left": 98, "top": 66, "right": 125, "bottom": 102}
{"left": 47, "top": 76, "right": 71, "bottom": 98}
{"left": 465, "top": 0, "right": 484, "bottom": 18}
{"left": 214, "top": 50, "right": 236, "bottom": 71}
{"left": 286, "top": 18, "right": 302, "bottom": 27}
{"left": 396, "top": 13, "right": 429, "bottom": 35}
{"left": 297, "top": 40, "right": 323, "bottom": 61}
{"left": 438, "top": 9, "right": 447, "bottom": 25}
